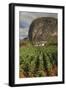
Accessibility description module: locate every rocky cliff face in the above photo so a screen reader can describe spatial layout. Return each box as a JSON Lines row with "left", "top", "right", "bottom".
{"left": 28, "top": 17, "right": 57, "bottom": 44}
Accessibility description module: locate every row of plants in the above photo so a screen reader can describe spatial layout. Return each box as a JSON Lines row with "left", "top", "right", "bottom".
{"left": 19, "top": 45, "right": 57, "bottom": 78}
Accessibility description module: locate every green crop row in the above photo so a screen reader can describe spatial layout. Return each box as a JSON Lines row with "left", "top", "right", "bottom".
{"left": 19, "top": 45, "right": 57, "bottom": 78}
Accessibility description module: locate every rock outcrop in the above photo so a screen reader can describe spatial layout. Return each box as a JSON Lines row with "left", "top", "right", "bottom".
{"left": 28, "top": 17, "right": 57, "bottom": 45}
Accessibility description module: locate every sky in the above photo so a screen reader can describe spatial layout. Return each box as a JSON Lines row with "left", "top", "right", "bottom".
{"left": 19, "top": 11, "right": 57, "bottom": 40}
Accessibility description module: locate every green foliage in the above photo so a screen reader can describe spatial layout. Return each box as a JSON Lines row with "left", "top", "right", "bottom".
{"left": 19, "top": 44, "right": 57, "bottom": 77}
